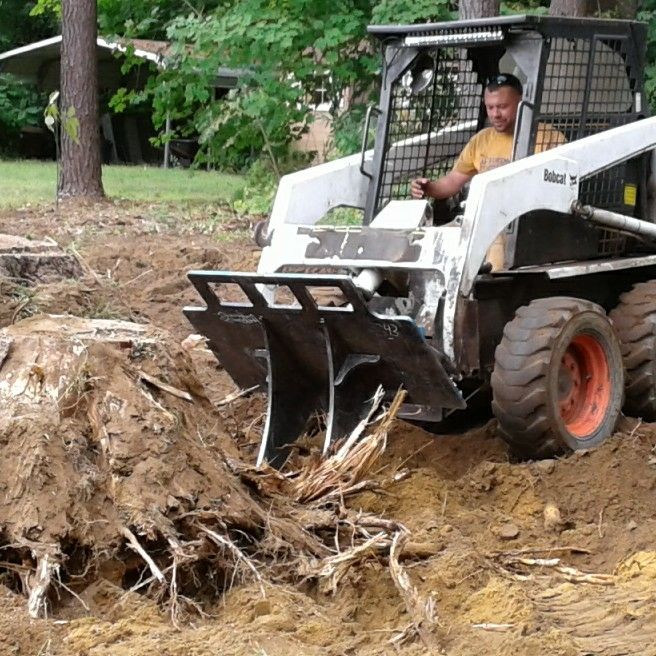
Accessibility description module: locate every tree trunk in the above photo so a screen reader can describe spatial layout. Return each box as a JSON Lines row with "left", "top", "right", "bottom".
{"left": 59, "top": 0, "right": 104, "bottom": 200}
{"left": 458, "top": 0, "right": 500, "bottom": 19}
{"left": 548, "top": 0, "right": 589, "bottom": 16}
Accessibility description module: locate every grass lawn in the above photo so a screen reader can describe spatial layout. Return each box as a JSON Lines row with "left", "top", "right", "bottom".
{"left": 0, "top": 160, "right": 244, "bottom": 207}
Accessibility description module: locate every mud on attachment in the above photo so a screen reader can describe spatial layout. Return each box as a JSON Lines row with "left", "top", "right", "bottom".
{"left": 184, "top": 272, "right": 464, "bottom": 468}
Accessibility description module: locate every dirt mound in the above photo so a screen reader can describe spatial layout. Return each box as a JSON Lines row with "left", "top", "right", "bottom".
{"left": 340, "top": 417, "right": 656, "bottom": 655}
{"left": 0, "top": 202, "right": 259, "bottom": 346}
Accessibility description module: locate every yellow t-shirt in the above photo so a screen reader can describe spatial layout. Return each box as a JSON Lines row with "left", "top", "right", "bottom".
{"left": 453, "top": 124, "right": 567, "bottom": 175}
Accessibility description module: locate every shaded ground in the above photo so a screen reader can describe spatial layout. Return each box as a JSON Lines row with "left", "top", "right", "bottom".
{"left": 1, "top": 200, "right": 656, "bottom": 656}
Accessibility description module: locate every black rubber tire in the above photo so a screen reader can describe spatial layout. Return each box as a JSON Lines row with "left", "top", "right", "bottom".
{"left": 610, "top": 281, "right": 656, "bottom": 420}
{"left": 491, "top": 297, "right": 624, "bottom": 459}
{"left": 253, "top": 220, "right": 271, "bottom": 248}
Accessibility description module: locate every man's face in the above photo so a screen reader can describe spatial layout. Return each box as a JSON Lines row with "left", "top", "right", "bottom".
{"left": 484, "top": 86, "right": 521, "bottom": 134}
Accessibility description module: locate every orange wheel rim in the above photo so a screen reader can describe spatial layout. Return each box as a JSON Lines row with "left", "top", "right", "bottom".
{"left": 557, "top": 334, "right": 611, "bottom": 438}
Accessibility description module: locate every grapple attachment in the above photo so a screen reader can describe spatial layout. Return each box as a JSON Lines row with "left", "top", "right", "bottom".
{"left": 184, "top": 272, "right": 464, "bottom": 467}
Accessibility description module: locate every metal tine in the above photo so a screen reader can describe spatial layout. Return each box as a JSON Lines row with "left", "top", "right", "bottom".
{"left": 187, "top": 272, "right": 266, "bottom": 311}
{"left": 321, "top": 325, "right": 336, "bottom": 455}
{"left": 336, "top": 279, "right": 367, "bottom": 313}
{"left": 287, "top": 282, "right": 318, "bottom": 311}
{"left": 187, "top": 273, "right": 223, "bottom": 311}
{"left": 325, "top": 376, "right": 383, "bottom": 455}
{"left": 321, "top": 324, "right": 382, "bottom": 454}
{"left": 236, "top": 280, "right": 267, "bottom": 309}
{"left": 256, "top": 318, "right": 329, "bottom": 468}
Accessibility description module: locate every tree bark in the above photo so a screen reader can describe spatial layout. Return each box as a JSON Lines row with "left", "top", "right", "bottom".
{"left": 59, "top": 0, "right": 104, "bottom": 199}
{"left": 458, "top": 0, "right": 500, "bottom": 19}
{"left": 548, "top": 0, "right": 589, "bottom": 16}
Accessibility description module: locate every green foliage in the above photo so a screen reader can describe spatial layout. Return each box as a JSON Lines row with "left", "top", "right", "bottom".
{"left": 98, "top": 0, "right": 168, "bottom": 37}
{"left": 317, "top": 206, "right": 364, "bottom": 225}
{"left": 44, "top": 92, "right": 80, "bottom": 144}
{"left": 61, "top": 106, "right": 80, "bottom": 144}
{"left": 0, "top": 74, "right": 44, "bottom": 153}
{"left": 500, "top": 0, "right": 549, "bottom": 15}
{"left": 500, "top": 0, "right": 549, "bottom": 16}
{"left": 116, "top": 0, "right": 453, "bottom": 170}
{"left": 28, "top": 0, "right": 60, "bottom": 18}
{"left": 43, "top": 91, "right": 59, "bottom": 132}
{"left": 28, "top": 0, "right": 228, "bottom": 38}
{"left": 97, "top": 0, "right": 227, "bottom": 40}
{"left": 18, "top": 0, "right": 650, "bottom": 177}
{"left": 231, "top": 152, "right": 313, "bottom": 215}
{"left": 638, "top": 0, "right": 656, "bottom": 113}
{"left": 194, "top": 86, "right": 308, "bottom": 171}
{"left": 231, "top": 159, "right": 279, "bottom": 216}
{"left": 331, "top": 104, "right": 369, "bottom": 158}
{"left": 0, "top": 0, "right": 57, "bottom": 50}
{"left": 147, "top": 2, "right": 371, "bottom": 168}
{"left": 371, "top": 0, "right": 453, "bottom": 24}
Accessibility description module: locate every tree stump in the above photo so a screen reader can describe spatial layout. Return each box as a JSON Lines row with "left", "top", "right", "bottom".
{"left": 0, "top": 234, "right": 82, "bottom": 283}
{"left": 0, "top": 315, "right": 262, "bottom": 616}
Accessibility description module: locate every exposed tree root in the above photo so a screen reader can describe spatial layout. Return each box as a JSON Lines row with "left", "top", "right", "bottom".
{"left": 0, "top": 319, "right": 441, "bottom": 645}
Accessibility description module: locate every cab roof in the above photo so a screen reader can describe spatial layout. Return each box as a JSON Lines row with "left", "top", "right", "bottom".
{"left": 367, "top": 14, "right": 645, "bottom": 40}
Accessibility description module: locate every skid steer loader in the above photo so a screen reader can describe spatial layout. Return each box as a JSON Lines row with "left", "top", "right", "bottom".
{"left": 185, "top": 15, "right": 656, "bottom": 466}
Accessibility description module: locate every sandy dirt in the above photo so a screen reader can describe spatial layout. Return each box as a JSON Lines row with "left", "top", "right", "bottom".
{"left": 1, "top": 200, "right": 656, "bottom": 656}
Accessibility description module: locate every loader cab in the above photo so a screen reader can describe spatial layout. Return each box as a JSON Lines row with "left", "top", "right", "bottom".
{"left": 365, "top": 16, "right": 648, "bottom": 268}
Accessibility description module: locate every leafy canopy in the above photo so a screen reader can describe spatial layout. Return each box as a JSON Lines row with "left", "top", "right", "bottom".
{"left": 0, "top": 0, "right": 57, "bottom": 50}
{"left": 0, "top": 74, "right": 45, "bottom": 154}
{"left": 115, "top": 0, "right": 452, "bottom": 169}
{"left": 638, "top": 0, "right": 656, "bottom": 112}
{"left": 16, "top": 0, "right": 654, "bottom": 173}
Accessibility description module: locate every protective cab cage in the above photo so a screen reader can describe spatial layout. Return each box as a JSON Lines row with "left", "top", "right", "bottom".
{"left": 364, "top": 15, "right": 648, "bottom": 265}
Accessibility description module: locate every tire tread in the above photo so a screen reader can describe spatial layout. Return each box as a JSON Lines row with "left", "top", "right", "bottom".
{"left": 492, "top": 297, "right": 615, "bottom": 458}
{"left": 610, "top": 280, "right": 656, "bottom": 420}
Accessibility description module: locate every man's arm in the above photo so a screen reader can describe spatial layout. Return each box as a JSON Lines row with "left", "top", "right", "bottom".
{"left": 410, "top": 170, "right": 473, "bottom": 200}
{"left": 535, "top": 124, "right": 567, "bottom": 153}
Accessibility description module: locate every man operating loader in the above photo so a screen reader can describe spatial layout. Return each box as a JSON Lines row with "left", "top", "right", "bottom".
{"left": 410, "top": 73, "right": 566, "bottom": 269}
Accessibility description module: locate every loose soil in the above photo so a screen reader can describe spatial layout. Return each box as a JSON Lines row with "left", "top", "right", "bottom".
{"left": 1, "top": 200, "right": 656, "bottom": 656}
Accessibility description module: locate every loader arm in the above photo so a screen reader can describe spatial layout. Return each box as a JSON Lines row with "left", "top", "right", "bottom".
{"left": 458, "top": 116, "right": 656, "bottom": 298}
{"left": 266, "top": 119, "right": 479, "bottom": 237}
{"left": 267, "top": 151, "right": 372, "bottom": 232}
{"left": 257, "top": 119, "right": 656, "bottom": 364}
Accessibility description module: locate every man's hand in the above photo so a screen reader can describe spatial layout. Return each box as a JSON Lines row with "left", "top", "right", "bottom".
{"left": 409, "top": 171, "right": 472, "bottom": 201}
{"left": 410, "top": 178, "right": 428, "bottom": 199}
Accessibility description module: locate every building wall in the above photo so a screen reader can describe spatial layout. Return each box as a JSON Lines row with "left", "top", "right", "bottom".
{"left": 293, "top": 111, "right": 333, "bottom": 163}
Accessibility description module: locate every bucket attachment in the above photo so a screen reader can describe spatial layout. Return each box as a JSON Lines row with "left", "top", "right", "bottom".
{"left": 184, "top": 272, "right": 464, "bottom": 467}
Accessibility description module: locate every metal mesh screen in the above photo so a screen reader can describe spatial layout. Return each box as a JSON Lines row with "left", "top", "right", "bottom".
{"left": 374, "top": 48, "right": 483, "bottom": 215}
{"left": 535, "top": 36, "right": 637, "bottom": 255}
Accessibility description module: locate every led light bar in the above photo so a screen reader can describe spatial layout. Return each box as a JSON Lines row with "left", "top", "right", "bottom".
{"left": 404, "top": 28, "right": 504, "bottom": 48}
